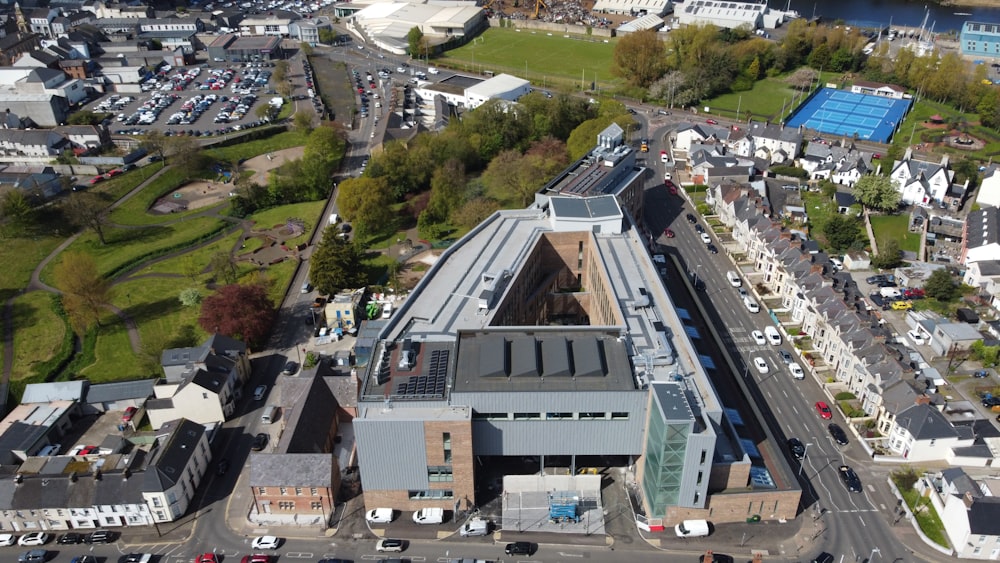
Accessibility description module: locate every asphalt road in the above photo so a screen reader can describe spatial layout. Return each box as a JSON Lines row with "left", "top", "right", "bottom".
{"left": 643, "top": 119, "right": 933, "bottom": 563}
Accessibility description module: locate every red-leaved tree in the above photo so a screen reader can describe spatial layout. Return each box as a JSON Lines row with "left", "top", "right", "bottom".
{"left": 198, "top": 283, "right": 276, "bottom": 349}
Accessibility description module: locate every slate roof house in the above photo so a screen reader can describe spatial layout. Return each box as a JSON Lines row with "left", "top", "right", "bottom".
{"left": 146, "top": 334, "right": 251, "bottom": 429}
{"left": 962, "top": 207, "right": 1000, "bottom": 266}
{"left": 890, "top": 148, "right": 959, "bottom": 206}
{"left": 926, "top": 468, "right": 1000, "bottom": 559}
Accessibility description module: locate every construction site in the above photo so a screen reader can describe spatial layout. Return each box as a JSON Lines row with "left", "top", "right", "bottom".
{"left": 480, "top": 0, "right": 663, "bottom": 29}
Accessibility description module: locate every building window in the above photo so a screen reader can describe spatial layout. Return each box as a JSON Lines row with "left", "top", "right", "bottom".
{"left": 611, "top": 412, "right": 629, "bottom": 420}
{"left": 295, "top": 488, "right": 303, "bottom": 495}
{"left": 428, "top": 466, "right": 454, "bottom": 482}
{"left": 279, "top": 487, "right": 288, "bottom": 495}
{"left": 546, "top": 412, "right": 573, "bottom": 420}
{"left": 579, "top": 412, "right": 607, "bottom": 420}
{"left": 257, "top": 487, "right": 266, "bottom": 495}
{"left": 151, "top": 498, "right": 162, "bottom": 508}
{"left": 443, "top": 432, "right": 452, "bottom": 464}
{"left": 311, "top": 501, "right": 323, "bottom": 510}
{"left": 278, "top": 501, "right": 295, "bottom": 510}
{"left": 310, "top": 487, "right": 318, "bottom": 496}
{"left": 409, "top": 489, "right": 454, "bottom": 500}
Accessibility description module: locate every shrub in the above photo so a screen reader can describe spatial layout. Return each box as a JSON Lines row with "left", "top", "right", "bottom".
{"left": 835, "top": 391, "right": 856, "bottom": 400}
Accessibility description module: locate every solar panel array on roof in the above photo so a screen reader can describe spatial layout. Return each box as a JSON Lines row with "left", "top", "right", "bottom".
{"left": 393, "top": 349, "right": 449, "bottom": 397}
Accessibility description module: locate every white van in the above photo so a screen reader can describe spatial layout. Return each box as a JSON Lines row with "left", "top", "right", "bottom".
{"left": 328, "top": 213, "right": 339, "bottom": 225}
{"left": 37, "top": 444, "right": 61, "bottom": 456}
{"left": 726, "top": 271, "right": 742, "bottom": 288}
{"left": 261, "top": 405, "right": 277, "bottom": 424}
{"left": 428, "top": 67, "right": 440, "bottom": 74}
{"left": 412, "top": 507, "right": 444, "bottom": 524}
{"left": 764, "top": 326, "right": 781, "bottom": 346}
{"left": 366, "top": 508, "right": 395, "bottom": 524}
{"left": 459, "top": 518, "right": 490, "bottom": 536}
{"left": 744, "top": 297, "right": 760, "bottom": 313}
{"left": 675, "top": 519, "right": 710, "bottom": 537}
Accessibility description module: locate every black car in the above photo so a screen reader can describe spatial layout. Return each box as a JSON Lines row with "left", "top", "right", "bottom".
{"left": 812, "top": 553, "right": 834, "bottom": 563}
{"left": 281, "top": 361, "right": 297, "bottom": 375}
{"left": 707, "top": 244, "right": 718, "bottom": 254}
{"left": 57, "top": 533, "right": 83, "bottom": 544}
{"left": 216, "top": 458, "right": 230, "bottom": 476}
{"left": 686, "top": 213, "right": 697, "bottom": 224}
{"left": 838, "top": 465, "right": 862, "bottom": 493}
{"left": 120, "top": 555, "right": 151, "bottom": 563}
{"left": 828, "top": 423, "right": 849, "bottom": 445}
{"left": 85, "top": 530, "right": 114, "bottom": 544}
{"left": 251, "top": 433, "right": 269, "bottom": 451}
{"left": 505, "top": 542, "right": 535, "bottom": 556}
{"left": 787, "top": 437, "right": 806, "bottom": 460}
{"left": 866, "top": 275, "right": 887, "bottom": 284}
{"left": 695, "top": 224, "right": 705, "bottom": 233}
{"left": 877, "top": 280, "right": 897, "bottom": 288}
{"left": 700, "top": 555, "right": 734, "bottom": 563}
{"left": 983, "top": 396, "right": 1000, "bottom": 408}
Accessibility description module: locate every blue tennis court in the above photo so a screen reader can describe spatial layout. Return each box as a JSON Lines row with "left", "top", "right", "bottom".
{"left": 785, "top": 87, "right": 911, "bottom": 143}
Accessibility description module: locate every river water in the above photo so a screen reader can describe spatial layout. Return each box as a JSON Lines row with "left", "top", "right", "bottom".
{"left": 782, "top": 0, "right": 1000, "bottom": 33}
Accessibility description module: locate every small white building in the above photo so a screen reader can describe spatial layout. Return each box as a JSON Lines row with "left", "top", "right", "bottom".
{"left": 676, "top": 0, "right": 764, "bottom": 30}
{"left": 850, "top": 80, "right": 907, "bottom": 100}
{"left": 142, "top": 418, "right": 211, "bottom": 523}
{"left": 464, "top": 73, "right": 530, "bottom": 109}
{"left": 977, "top": 166, "right": 1000, "bottom": 208}
{"left": 890, "top": 148, "right": 955, "bottom": 206}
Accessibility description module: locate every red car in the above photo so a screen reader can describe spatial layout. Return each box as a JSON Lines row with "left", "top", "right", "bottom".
{"left": 815, "top": 401, "right": 833, "bottom": 420}
{"left": 122, "top": 406, "right": 138, "bottom": 423}
{"left": 706, "top": 119, "right": 718, "bottom": 125}
{"left": 105, "top": 169, "right": 123, "bottom": 177}
{"left": 89, "top": 176, "right": 105, "bottom": 185}
{"left": 195, "top": 554, "right": 219, "bottom": 563}
{"left": 663, "top": 228, "right": 675, "bottom": 238}
{"left": 665, "top": 180, "right": 678, "bottom": 195}
{"left": 241, "top": 556, "right": 270, "bottom": 563}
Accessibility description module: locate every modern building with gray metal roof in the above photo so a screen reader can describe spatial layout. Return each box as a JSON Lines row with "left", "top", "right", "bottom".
{"left": 354, "top": 176, "right": 747, "bottom": 527}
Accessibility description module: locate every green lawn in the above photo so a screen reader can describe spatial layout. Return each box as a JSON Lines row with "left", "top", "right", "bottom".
{"left": 870, "top": 214, "right": 921, "bottom": 254}
{"left": 204, "top": 129, "right": 310, "bottom": 163}
{"left": 439, "top": 27, "right": 619, "bottom": 91}
{"left": 42, "top": 217, "right": 229, "bottom": 283}
{"left": 78, "top": 320, "right": 146, "bottom": 381}
{"left": 901, "top": 488, "right": 950, "bottom": 549}
{"left": 802, "top": 191, "right": 838, "bottom": 246}
{"left": 10, "top": 291, "right": 65, "bottom": 380}
{"left": 112, "top": 276, "right": 205, "bottom": 357}
{"left": 140, "top": 231, "right": 244, "bottom": 278}
{"left": 247, "top": 200, "right": 328, "bottom": 248}
{"left": 96, "top": 161, "right": 167, "bottom": 203}
{"left": 891, "top": 98, "right": 1000, "bottom": 160}
{"left": 0, "top": 236, "right": 63, "bottom": 300}
{"left": 705, "top": 71, "right": 844, "bottom": 122}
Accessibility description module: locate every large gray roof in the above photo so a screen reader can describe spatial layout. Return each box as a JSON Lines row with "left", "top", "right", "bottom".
{"left": 249, "top": 453, "right": 333, "bottom": 487}
{"left": 22, "top": 381, "right": 85, "bottom": 403}
{"left": 84, "top": 379, "right": 155, "bottom": 404}
{"left": 142, "top": 419, "right": 204, "bottom": 492}
{"left": 895, "top": 404, "right": 958, "bottom": 441}
{"left": 550, "top": 195, "right": 621, "bottom": 219}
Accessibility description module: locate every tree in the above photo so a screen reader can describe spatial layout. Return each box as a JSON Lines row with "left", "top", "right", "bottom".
{"left": 336, "top": 176, "right": 394, "bottom": 239}
{"left": 63, "top": 191, "right": 111, "bottom": 244}
{"left": 68, "top": 111, "right": 101, "bottom": 125}
{"left": 309, "top": 227, "right": 367, "bottom": 295}
{"left": 407, "top": 26, "right": 425, "bottom": 58}
{"left": 179, "top": 287, "right": 203, "bottom": 307}
{"left": 822, "top": 215, "right": 861, "bottom": 252}
{"left": 425, "top": 158, "right": 467, "bottom": 222}
{"left": 806, "top": 43, "right": 830, "bottom": 70}
{"left": 198, "top": 283, "right": 276, "bottom": 348}
{"left": 852, "top": 174, "right": 901, "bottom": 212}
{"left": 300, "top": 41, "right": 314, "bottom": 56}
{"left": 294, "top": 110, "right": 314, "bottom": 131}
{"left": 649, "top": 71, "right": 686, "bottom": 109}
{"left": 924, "top": 268, "right": 957, "bottom": 301}
{"left": 870, "top": 239, "right": 902, "bottom": 270}
{"left": 452, "top": 197, "right": 500, "bottom": 229}
{"left": 0, "top": 190, "right": 36, "bottom": 238}
{"left": 318, "top": 28, "right": 336, "bottom": 45}
{"left": 746, "top": 56, "right": 761, "bottom": 81}
{"left": 210, "top": 251, "right": 239, "bottom": 285}
{"left": 785, "top": 67, "right": 817, "bottom": 90}
{"left": 612, "top": 30, "right": 666, "bottom": 88}
{"left": 140, "top": 130, "right": 169, "bottom": 162}
{"left": 54, "top": 251, "right": 113, "bottom": 334}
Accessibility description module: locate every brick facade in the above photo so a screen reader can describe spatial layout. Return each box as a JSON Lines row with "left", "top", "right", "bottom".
{"left": 665, "top": 489, "right": 800, "bottom": 525}
{"left": 252, "top": 483, "right": 337, "bottom": 522}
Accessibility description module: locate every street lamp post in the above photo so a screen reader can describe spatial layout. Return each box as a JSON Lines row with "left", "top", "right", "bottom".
{"left": 798, "top": 443, "right": 813, "bottom": 477}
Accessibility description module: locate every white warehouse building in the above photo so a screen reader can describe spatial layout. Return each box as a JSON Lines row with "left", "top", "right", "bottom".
{"left": 350, "top": 0, "right": 486, "bottom": 55}
{"left": 676, "top": 0, "right": 792, "bottom": 30}
{"left": 464, "top": 73, "right": 531, "bottom": 109}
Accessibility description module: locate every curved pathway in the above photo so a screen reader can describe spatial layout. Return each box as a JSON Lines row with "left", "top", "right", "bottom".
{"left": 1, "top": 163, "right": 263, "bottom": 403}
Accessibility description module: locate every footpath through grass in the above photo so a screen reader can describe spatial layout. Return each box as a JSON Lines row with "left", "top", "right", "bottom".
{"left": 440, "top": 27, "right": 619, "bottom": 91}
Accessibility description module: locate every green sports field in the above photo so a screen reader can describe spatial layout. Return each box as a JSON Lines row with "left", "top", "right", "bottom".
{"left": 440, "top": 27, "right": 620, "bottom": 90}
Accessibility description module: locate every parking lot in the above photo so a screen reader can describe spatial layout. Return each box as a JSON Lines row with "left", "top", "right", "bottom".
{"left": 92, "top": 61, "right": 281, "bottom": 139}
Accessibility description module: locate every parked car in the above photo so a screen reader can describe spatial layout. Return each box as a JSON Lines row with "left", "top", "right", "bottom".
{"left": 706, "top": 118, "right": 718, "bottom": 125}
{"left": 788, "top": 363, "right": 804, "bottom": 379}
{"left": 18, "top": 533, "right": 50, "bottom": 546}
{"left": 663, "top": 228, "right": 675, "bottom": 238}
{"left": 700, "top": 232, "right": 712, "bottom": 244}
{"left": 686, "top": 213, "right": 697, "bottom": 224}
{"left": 907, "top": 329, "right": 926, "bottom": 345}
{"left": 216, "top": 458, "right": 230, "bottom": 476}
{"left": 707, "top": 243, "right": 718, "bottom": 254}
{"left": 121, "top": 406, "right": 138, "bottom": 423}
{"left": 779, "top": 350, "right": 793, "bottom": 364}
{"left": 253, "top": 385, "right": 267, "bottom": 401}
{"left": 240, "top": 556, "right": 270, "bottom": 563}
{"left": 281, "top": 361, "right": 297, "bottom": 375}
{"left": 251, "top": 433, "right": 269, "bottom": 451}
{"left": 974, "top": 370, "right": 991, "bottom": 378}
{"left": 85, "top": 530, "right": 114, "bottom": 544}
{"left": 890, "top": 300, "right": 913, "bottom": 311}
{"left": 0, "top": 534, "right": 15, "bottom": 546}
{"left": 815, "top": 401, "right": 833, "bottom": 420}
{"left": 828, "top": 423, "right": 849, "bottom": 445}
{"left": 375, "top": 538, "right": 405, "bottom": 553}
{"left": 195, "top": 555, "right": 219, "bottom": 563}
{"left": 18, "top": 550, "right": 47, "bottom": 563}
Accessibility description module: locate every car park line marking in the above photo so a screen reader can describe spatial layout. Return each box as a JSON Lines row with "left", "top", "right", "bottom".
{"left": 284, "top": 553, "right": 314, "bottom": 558}
{"left": 558, "top": 552, "right": 584, "bottom": 557}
